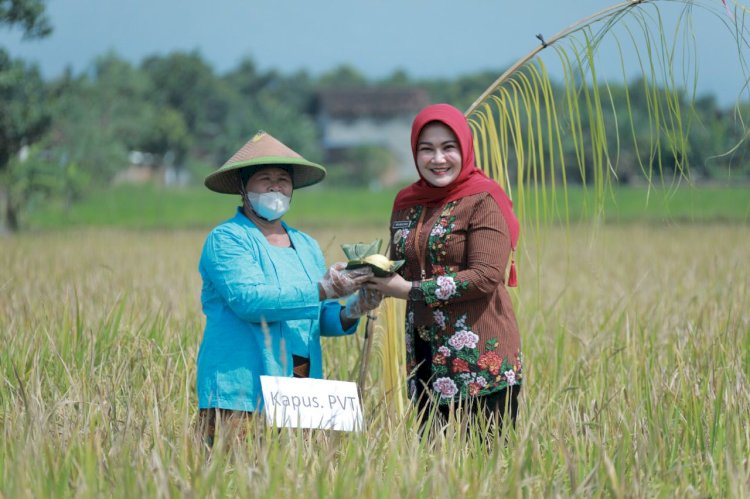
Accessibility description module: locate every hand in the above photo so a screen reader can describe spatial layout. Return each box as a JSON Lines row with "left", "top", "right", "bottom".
{"left": 343, "top": 288, "right": 384, "bottom": 319}
{"left": 319, "top": 262, "right": 372, "bottom": 299}
{"left": 366, "top": 273, "right": 411, "bottom": 300}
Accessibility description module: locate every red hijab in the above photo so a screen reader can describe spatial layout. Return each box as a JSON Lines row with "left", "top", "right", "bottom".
{"left": 393, "top": 103, "right": 519, "bottom": 286}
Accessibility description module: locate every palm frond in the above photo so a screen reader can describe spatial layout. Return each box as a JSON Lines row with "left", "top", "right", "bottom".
{"left": 466, "top": 0, "right": 750, "bottom": 224}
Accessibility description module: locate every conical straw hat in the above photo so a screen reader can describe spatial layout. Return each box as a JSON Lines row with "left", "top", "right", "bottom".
{"left": 204, "top": 131, "right": 326, "bottom": 194}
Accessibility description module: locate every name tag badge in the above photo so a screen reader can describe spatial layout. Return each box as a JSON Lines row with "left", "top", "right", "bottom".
{"left": 391, "top": 220, "right": 413, "bottom": 230}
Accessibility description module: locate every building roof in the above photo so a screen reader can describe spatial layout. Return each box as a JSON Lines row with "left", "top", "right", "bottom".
{"left": 317, "top": 87, "right": 430, "bottom": 119}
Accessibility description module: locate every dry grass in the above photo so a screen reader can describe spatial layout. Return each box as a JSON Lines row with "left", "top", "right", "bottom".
{"left": 1, "top": 224, "right": 749, "bottom": 497}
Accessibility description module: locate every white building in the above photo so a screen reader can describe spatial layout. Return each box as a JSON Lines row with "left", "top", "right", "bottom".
{"left": 316, "top": 87, "right": 430, "bottom": 185}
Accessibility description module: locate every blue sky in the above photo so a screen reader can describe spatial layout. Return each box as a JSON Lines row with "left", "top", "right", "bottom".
{"left": 1, "top": 0, "right": 746, "bottom": 106}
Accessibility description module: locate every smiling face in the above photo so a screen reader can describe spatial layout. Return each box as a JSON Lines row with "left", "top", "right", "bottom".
{"left": 244, "top": 166, "right": 293, "bottom": 197}
{"left": 415, "top": 122, "right": 462, "bottom": 187}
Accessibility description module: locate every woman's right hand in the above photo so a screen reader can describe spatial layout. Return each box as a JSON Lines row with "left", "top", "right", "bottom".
{"left": 365, "top": 273, "right": 411, "bottom": 300}
{"left": 319, "top": 262, "right": 372, "bottom": 299}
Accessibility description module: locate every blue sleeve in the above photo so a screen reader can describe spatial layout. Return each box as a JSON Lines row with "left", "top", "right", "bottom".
{"left": 320, "top": 300, "right": 359, "bottom": 337}
{"left": 201, "top": 227, "right": 320, "bottom": 323}
{"left": 303, "top": 232, "right": 359, "bottom": 336}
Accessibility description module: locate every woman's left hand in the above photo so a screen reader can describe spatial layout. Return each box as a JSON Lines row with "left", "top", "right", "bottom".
{"left": 342, "top": 288, "right": 384, "bottom": 319}
{"left": 366, "top": 273, "right": 411, "bottom": 300}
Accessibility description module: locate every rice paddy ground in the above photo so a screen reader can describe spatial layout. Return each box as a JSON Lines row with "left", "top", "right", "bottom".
{"left": 2, "top": 217, "right": 748, "bottom": 496}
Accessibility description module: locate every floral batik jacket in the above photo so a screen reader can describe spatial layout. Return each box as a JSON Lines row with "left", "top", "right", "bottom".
{"left": 390, "top": 192, "right": 523, "bottom": 404}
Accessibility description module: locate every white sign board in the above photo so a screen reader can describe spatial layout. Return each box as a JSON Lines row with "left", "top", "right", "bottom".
{"left": 260, "top": 376, "right": 364, "bottom": 432}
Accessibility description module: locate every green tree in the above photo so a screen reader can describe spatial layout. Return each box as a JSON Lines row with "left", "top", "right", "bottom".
{"left": 0, "top": 0, "right": 51, "bottom": 232}
{"left": 221, "top": 57, "right": 321, "bottom": 164}
{"left": 141, "top": 51, "right": 231, "bottom": 166}
{"left": 0, "top": 0, "right": 50, "bottom": 38}
{"left": 317, "top": 64, "right": 368, "bottom": 88}
{"left": 422, "top": 70, "right": 506, "bottom": 111}
{"left": 380, "top": 69, "right": 411, "bottom": 86}
{"left": 39, "top": 54, "right": 157, "bottom": 193}
{"left": 0, "top": 52, "right": 50, "bottom": 231}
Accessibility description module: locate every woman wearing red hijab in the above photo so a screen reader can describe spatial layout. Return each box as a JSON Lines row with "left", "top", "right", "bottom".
{"left": 367, "top": 103, "right": 522, "bottom": 435}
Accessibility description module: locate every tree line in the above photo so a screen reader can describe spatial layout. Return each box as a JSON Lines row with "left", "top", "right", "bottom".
{"left": 1, "top": 1, "right": 748, "bottom": 232}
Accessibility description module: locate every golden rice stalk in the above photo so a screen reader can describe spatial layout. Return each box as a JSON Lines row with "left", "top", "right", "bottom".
{"left": 373, "top": 297, "right": 406, "bottom": 415}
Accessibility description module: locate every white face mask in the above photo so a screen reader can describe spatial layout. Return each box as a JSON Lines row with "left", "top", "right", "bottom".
{"left": 246, "top": 191, "right": 291, "bottom": 221}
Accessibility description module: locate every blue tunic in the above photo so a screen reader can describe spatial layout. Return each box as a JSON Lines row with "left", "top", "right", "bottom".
{"left": 196, "top": 207, "right": 358, "bottom": 412}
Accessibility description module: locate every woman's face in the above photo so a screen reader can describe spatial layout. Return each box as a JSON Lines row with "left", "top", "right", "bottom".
{"left": 415, "top": 122, "right": 462, "bottom": 187}
{"left": 245, "top": 167, "right": 293, "bottom": 196}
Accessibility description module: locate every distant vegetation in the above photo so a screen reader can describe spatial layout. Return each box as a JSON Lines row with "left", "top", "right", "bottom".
{"left": 2, "top": 1, "right": 750, "bottom": 233}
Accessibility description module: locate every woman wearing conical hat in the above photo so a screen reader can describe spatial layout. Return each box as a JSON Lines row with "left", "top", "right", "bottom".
{"left": 197, "top": 132, "right": 381, "bottom": 445}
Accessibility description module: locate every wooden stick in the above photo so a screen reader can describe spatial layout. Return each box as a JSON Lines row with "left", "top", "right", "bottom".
{"left": 357, "top": 312, "right": 377, "bottom": 398}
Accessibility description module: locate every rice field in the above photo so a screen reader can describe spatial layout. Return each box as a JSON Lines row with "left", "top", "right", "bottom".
{"left": 1, "top": 223, "right": 749, "bottom": 497}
